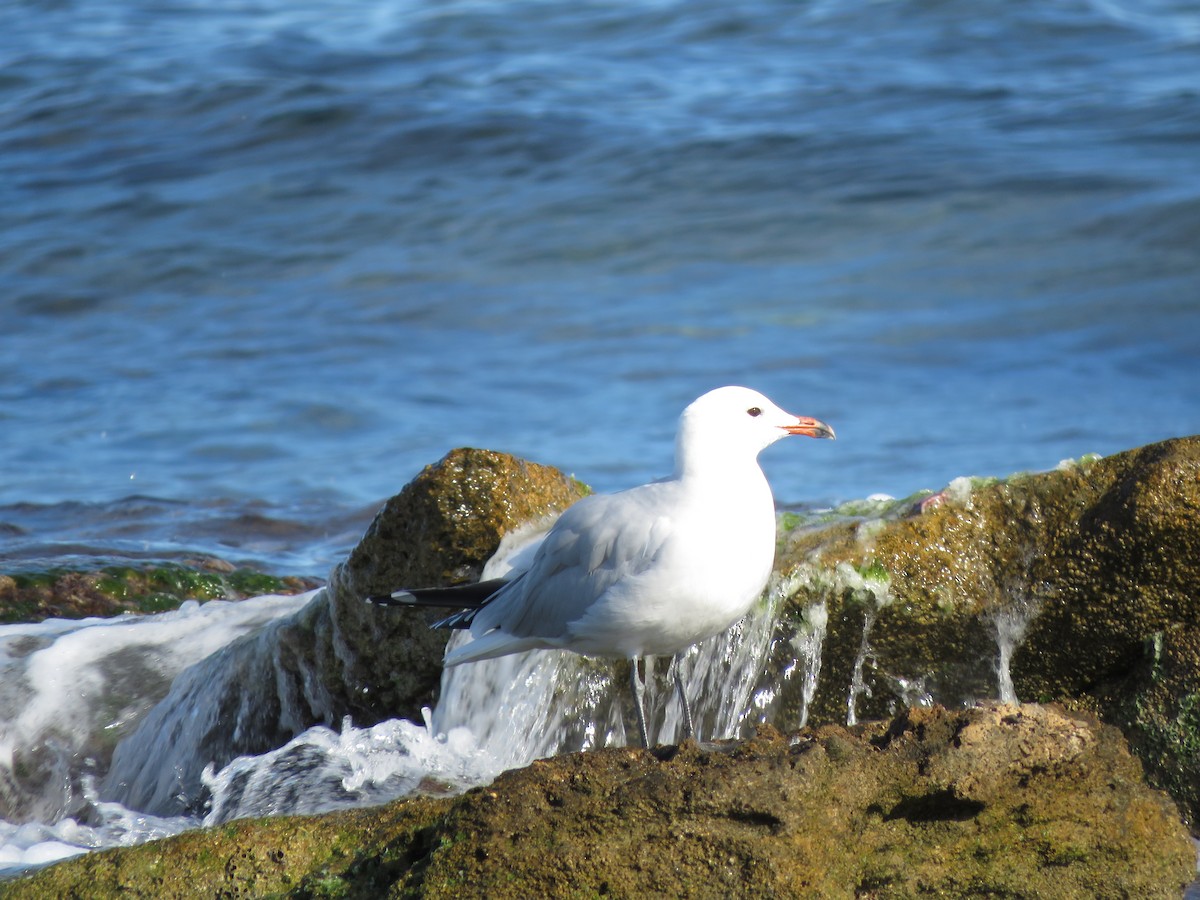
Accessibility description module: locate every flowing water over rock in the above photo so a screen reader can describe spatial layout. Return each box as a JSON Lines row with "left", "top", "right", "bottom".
{"left": 0, "top": 510, "right": 892, "bottom": 872}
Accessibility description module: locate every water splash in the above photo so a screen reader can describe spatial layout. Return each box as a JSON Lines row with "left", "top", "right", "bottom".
{"left": 889, "top": 674, "right": 934, "bottom": 710}
{"left": 769, "top": 568, "right": 831, "bottom": 733}
{"left": 433, "top": 641, "right": 623, "bottom": 764}
{"left": 792, "top": 602, "right": 828, "bottom": 730}
{"left": 200, "top": 712, "right": 500, "bottom": 824}
{"left": 0, "top": 790, "right": 193, "bottom": 879}
{"left": 431, "top": 590, "right": 785, "bottom": 763}
{"left": 664, "top": 588, "right": 782, "bottom": 743}
{"left": 838, "top": 562, "right": 894, "bottom": 727}
{"left": 988, "top": 526, "right": 1045, "bottom": 705}
{"left": 990, "top": 601, "right": 1039, "bottom": 705}
{"left": 100, "top": 590, "right": 334, "bottom": 816}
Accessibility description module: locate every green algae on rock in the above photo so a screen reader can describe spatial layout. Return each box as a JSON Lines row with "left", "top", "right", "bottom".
{"left": 0, "top": 562, "right": 320, "bottom": 625}
{"left": 1088, "top": 623, "right": 1200, "bottom": 838}
{"left": 3, "top": 704, "right": 1192, "bottom": 899}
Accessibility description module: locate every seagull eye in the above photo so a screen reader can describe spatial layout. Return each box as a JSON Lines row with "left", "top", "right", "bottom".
{"left": 746, "top": 407, "right": 762, "bottom": 417}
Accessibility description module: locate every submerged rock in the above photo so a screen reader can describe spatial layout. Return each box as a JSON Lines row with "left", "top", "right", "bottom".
{"left": 5, "top": 705, "right": 1193, "bottom": 898}
{"left": 0, "top": 562, "right": 318, "bottom": 624}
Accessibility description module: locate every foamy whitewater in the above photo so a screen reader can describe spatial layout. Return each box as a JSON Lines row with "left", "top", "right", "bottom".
{"left": 0, "top": 592, "right": 310, "bottom": 874}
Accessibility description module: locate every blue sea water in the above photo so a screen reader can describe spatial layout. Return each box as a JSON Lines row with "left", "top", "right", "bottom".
{"left": 2, "top": 0, "right": 1199, "bottom": 576}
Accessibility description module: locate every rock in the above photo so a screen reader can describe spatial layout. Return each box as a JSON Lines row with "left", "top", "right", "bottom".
{"left": 1089, "top": 623, "right": 1200, "bottom": 840}
{"left": 323, "top": 446, "right": 588, "bottom": 723}
{"left": 772, "top": 435, "right": 1200, "bottom": 825}
{"left": 0, "top": 564, "right": 320, "bottom": 624}
{"left": 6, "top": 705, "right": 1193, "bottom": 898}
{"left": 6, "top": 437, "right": 1199, "bottom": 892}
{"left": 100, "top": 448, "right": 587, "bottom": 816}
{"left": 88, "top": 437, "right": 1200, "bottom": 832}
{"left": 14, "top": 432, "right": 1199, "bottom": 870}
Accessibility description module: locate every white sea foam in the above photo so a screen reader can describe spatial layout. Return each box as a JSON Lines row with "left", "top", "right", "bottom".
{"left": 0, "top": 592, "right": 313, "bottom": 825}
{"left": 0, "top": 790, "right": 194, "bottom": 879}
{"left": 200, "top": 712, "right": 502, "bottom": 825}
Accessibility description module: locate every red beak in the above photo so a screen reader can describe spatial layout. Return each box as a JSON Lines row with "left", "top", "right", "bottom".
{"left": 782, "top": 416, "right": 836, "bottom": 440}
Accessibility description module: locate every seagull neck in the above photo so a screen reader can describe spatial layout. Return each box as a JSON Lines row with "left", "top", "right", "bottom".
{"left": 673, "top": 442, "right": 766, "bottom": 491}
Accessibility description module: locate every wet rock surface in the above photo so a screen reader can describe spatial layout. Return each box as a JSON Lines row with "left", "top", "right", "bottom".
{"left": 4, "top": 704, "right": 1193, "bottom": 898}
{"left": 5, "top": 436, "right": 1198, "bottom": 893}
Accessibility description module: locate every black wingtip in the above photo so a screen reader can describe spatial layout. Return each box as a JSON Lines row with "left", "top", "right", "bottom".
{"left": 366, "top": 592, "right": 413, "bottom": 607}
{"left": 365, "top": 592, "right": 477, "bottom": 629}
{"left": 363, "top": 578, "right": 510, "bottom": 611}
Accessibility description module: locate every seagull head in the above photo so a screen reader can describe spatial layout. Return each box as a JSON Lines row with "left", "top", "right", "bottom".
{"left": 676, "top": 386, "right": 835, "bottom": 475}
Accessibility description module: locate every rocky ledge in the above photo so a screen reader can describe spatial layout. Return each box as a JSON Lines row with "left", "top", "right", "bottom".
{"left": 3, "top": 703, "right": 1193, "bottom": 898}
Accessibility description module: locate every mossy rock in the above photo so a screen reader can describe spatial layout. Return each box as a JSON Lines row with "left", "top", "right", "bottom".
{"left": 773, "top": 435, "right": 1200, "bottom": 826}
{"left": 0, "top": 563, "right": 319, "bottom": 624}
{"left": 1089, "top": 624, "right": 1200, "bottom": 832}
{"left": 0, "top": 797, "right": 445, "bottom": 900}
{"left": 330, "top": 446, "right": 589, "bottom": 596}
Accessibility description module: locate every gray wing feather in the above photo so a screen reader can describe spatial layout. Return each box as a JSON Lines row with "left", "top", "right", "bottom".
{"left": 470, "top": 484, "right": 677, "bottom": 641}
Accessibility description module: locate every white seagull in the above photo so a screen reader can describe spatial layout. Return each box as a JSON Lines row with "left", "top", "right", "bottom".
{"left": 371, "top": 386, "right": 834, "bottom": 747}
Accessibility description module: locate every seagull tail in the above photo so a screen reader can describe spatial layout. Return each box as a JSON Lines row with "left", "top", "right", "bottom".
{"left": 443, "top": 628, "right": 548, "bottom": 666}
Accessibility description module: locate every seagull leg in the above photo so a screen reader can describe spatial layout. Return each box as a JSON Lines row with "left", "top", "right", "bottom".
{"left": 672, "top": 653, "right": 696, "bottom": 742}
{"left": 629, "top": 656, "right": 650, "bottom": 748}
